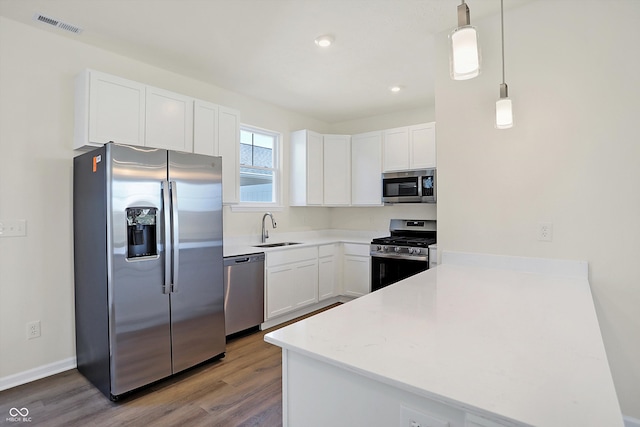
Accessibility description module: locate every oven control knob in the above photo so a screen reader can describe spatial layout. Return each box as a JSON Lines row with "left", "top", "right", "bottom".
{"left": 394, "top": 246, "right": 401, "bottom": 253}
{"left": 408, "top": 247, "right": 416, "bottom": 254}
{"left": 376, "top": 245, "right": 383, "bottom": 252}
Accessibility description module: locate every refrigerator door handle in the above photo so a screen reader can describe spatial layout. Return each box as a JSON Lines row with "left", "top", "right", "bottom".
{"left": 170, "top": 181, "right": 180, "bottom": 293}
{"left": 162, "top": 181, "right": 172, "bottom": 294}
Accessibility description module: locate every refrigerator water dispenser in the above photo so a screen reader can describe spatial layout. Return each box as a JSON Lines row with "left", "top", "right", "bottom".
{"left": 126, "top": 208, "right": 157, "bottom": 259}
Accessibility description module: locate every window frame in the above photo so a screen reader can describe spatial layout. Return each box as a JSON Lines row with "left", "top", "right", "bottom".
{"left": 232, "top": 124, "right": 282, "bottom": 211}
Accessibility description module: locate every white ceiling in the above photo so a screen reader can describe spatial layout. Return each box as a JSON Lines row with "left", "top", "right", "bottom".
{"left": 0, "top": 0, "right": 533, "bottom": 123}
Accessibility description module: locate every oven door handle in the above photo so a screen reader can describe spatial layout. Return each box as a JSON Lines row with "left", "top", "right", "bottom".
{"left": 370, "top": 253, "right": 429, "bottom": 262}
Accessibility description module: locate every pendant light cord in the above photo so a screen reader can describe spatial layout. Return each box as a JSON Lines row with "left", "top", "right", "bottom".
{"left": 500, "top": 0, "right": 506, "bottom": 85}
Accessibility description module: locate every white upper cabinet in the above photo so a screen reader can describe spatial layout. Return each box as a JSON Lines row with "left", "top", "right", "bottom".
{"left": 75, "top": 69, "right": 145, "bottom": 149}
{"left": 290, "top": 130, "right": 324, "bottom": 206}
{"left": 193, "top": 99, "right": 219, "bottom": 156}
{"left": 351, "top": 131, "right": 382, "bottom": 206}
{"left": 74, "top": 70, "right": 241, "bottom": 204}
{"left": 408, "top": 122, "right": 436, "bottom": 169}
{"left": 323, "top": 134, "right": 351, "bottom": 206}
{"left": 306, "top": 132, "right": 324, "bottom": 205}
{"left": 218, "top": 106, "right": 241, "bottom": 205}
{"left": 383, "top": 122, "right": 436, "bottom": 171}
{"left": 291, "top": 131, "right": 351, "bottom": 206}
{"left": 383, "top": 127, "right": 410, "bottom": 172}
{"left": 194, "top": 101, "right": 240, "bottom": 204}
{"left": 145, "top": 86, "right": 194, "bottom": 152}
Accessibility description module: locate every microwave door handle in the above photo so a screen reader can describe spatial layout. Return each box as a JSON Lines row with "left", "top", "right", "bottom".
{"left": 170, "top": 181, "right": 180, "bottom": 293}
{"left": 162, "top": 181, "right": 172, "bottom": 294}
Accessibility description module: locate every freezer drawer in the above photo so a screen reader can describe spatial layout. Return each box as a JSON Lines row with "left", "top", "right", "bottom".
{"left": 224, "top": 253, "right": 265, "bottom": 336}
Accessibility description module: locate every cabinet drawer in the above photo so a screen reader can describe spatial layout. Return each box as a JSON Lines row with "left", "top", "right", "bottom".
{"left": 318, "top": 244, "right": 337, "bottom": 258}
{"left": 343, "top": 243, "right": 370, "bottom": 257}
{"left": 266, "top": 246, "right": 318, "bottom": 267}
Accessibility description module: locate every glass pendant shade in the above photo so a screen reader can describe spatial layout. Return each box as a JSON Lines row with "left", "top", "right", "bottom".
{"left": 450, "top": 25, "right": 480, "bottom": 80}
{"left": 496, "top": 97, "right": 513, "bottom": 129}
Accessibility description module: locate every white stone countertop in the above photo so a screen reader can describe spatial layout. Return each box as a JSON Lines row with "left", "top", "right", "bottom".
{"left": 223, "top": 229, "right": 381, "bottom": 257}
{"left": 264, "top": 252, "right": 623, "bottom": 427}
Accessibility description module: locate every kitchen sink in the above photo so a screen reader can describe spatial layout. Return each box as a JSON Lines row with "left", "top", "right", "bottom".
{"left": 253, "top": 242, "right": 301, "bottom": 248}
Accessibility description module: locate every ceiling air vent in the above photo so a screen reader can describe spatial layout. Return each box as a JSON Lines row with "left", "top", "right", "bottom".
{"left": 32, "top": 13, "right": 83, "bottom": 34}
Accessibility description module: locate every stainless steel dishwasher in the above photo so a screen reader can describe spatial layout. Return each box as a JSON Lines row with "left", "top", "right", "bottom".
{"left": 223, "top": 253, "right": 265, "bottom": 336}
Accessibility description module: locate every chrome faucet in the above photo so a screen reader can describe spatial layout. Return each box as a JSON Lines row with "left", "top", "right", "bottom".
{"left": 261, "top": 212, "right": 277, "bottom": 243}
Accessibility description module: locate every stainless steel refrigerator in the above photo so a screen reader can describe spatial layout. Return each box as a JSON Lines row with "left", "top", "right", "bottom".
{"left": 73, "top": 142, "right": 225, "bottom": 400}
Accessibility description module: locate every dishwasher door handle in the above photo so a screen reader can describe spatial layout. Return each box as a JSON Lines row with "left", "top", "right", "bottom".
{"left": 234, "top": 257, "right": 250, "bottom": 263}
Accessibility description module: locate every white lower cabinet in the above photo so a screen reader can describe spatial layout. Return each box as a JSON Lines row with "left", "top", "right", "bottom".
{"left": 265, "top": 242, "right": 372, "bottom": 323}
{"left": 342, "top": 243, "right": 371, "bottom": 298}
{"left": 318, "top": 244, "right": 337, "bottom": 301}
{"left": 266, "top": 247, "right": 319, "bottom": 320}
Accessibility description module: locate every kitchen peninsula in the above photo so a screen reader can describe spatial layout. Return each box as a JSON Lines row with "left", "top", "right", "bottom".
{"left": 265, "top": 252, "right": 623, "bottom": 427}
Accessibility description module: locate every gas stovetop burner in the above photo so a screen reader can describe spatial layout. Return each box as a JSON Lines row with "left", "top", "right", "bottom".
{"left": 370, "top": 219, "right": 437, "bottom": 260}
{"left": 370, "top": 236, "right": 437, "bottom": 247}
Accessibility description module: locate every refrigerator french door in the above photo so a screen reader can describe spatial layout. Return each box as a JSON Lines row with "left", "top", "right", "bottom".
{"left": 73, "top": 143, "right": 225, "bottom": 400}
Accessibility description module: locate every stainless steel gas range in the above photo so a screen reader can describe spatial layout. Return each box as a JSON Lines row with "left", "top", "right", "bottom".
{"left": 370, "top": 219, "right": 436, "bottom": 292}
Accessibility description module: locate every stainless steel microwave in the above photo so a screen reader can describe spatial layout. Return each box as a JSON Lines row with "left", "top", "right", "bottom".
{"left": 382, "top": 169, "right": 436, "bottom": 203}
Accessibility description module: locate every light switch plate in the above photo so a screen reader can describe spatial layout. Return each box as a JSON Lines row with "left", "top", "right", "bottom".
{"left": 0, "top": 219, "right": 27, "bottom": 237}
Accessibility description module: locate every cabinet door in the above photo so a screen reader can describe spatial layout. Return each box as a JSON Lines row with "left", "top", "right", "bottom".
{"left": 193, "top": 100, "right": 218, "bottom": 156}
{"left": 293, "top": 261, "right": 319, "bottom": 309}
{"left": 266, "top": 265, "right": 295, "bottom": 319}
{"left": 351, "top": 131, "right": 383, "bottom": 205}
{"left": 306, "top": 132, "right": 324, "bottom": 205}
{"left": 409, "top": 122, "right": 436, "bottom": 169}
{"left": 86, "top": 70, "right": 146, "bottom": 147}
{"left": 343, "top": 255, "right": 370, "bottom": 298}
{"left": 323, "top": 135, "right": 351, "bottom": 205}
{"left": 383, "top": 127, "right": 410, "bottom": 171}
{"left": 145, "top": 86, "right": 193, "bottom": 152}
{"left": 219, "top": 106, "right": 240, "bottom": 204}
{"left": 319, "top": 256, "right": 336, "bottom": 301}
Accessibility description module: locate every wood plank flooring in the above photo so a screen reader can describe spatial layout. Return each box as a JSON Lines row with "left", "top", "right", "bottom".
{"left": 0, "top": 304, "right": 339, "bottom": 427}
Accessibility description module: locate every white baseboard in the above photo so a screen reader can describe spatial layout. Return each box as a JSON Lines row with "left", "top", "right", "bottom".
{"left": 0, "top": 357, "right": 76, "bottom": 392}
{"left": 625, "top": 415, "right": 640, "bottom": 427}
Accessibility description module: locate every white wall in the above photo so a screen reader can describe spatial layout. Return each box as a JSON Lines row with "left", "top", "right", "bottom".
{"left": 329, "top": 106, "right": 435, "bottom": 135}
{"left": 0, "top": 16, "right": 336, "bottom": 382}
{"left": 435, "top": 0, "right": 640, "bottom": 418}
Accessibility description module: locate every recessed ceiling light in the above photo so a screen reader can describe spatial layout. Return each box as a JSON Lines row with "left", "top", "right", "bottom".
{"left": 389, "top": 85, "right": 404, "bottom": 93}
{"left": 314, "top": 35, "right": 334, "bottom": 48}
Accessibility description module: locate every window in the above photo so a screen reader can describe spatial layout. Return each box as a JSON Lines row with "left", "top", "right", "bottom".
{"left": 239, "top": 126, "right": 280, "bottom": 204}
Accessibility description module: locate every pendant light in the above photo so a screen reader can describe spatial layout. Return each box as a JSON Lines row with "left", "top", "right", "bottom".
{"left": 495, "top": 0, "right": 513, "bottom": 129}
{"left": 449, "top": 0, "right": 480, "bottom": 80}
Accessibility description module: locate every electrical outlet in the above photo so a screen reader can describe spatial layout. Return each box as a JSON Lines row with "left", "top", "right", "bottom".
{"left": 0, "top": 219, "right": 27, "bottom": 237}
{"left": 27, "top": 321, "right": 41, "bottom": 339}
{"left": 400, "top": 405, "right": 449, "bottom": 427}
{"left": 537, "top": 222, "right": 553, "bottom": 242}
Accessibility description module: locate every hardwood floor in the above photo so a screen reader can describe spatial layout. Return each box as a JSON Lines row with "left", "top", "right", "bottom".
{"left": 0, "top": 304, "right": 339, "bottom": 427}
